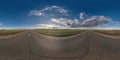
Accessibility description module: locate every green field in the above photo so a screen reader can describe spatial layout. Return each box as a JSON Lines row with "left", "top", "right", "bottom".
{"left": 34, "top": 29, "right": 84, "bottom": 37}
{"left": 95, "top": 30, "right": 120, "bottom": 36}
{"left": 0, "top": 30, "right": 23, "bottom": 37}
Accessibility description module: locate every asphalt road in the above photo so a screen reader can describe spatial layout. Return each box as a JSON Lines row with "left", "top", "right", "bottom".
{"left": 0, "top": 31, "right": 120, "bottom": 60}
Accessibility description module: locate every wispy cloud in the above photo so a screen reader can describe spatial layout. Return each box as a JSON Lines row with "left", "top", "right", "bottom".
{"left": 79, "top": 12, "right": 85, "bottom": 19}
{"left": 51, "top": 18, "right": 79, "bottom": 27}
{"left": 29, "top": 5, "right": 68, "bottom": 16}
{"left": 29, "top": 10, "right": 44, "bottom": 16}
{"left": 34, "top": 12, "right": 112, "bottom": 28}
{"left": 115, "top": 22, "right": 120, "bottom": 26}
{"left": 49, "top": 14, "right": 112, "bottom": 28}
{"left": 81, "top": 16, "right": 111, "bottom": 27}
{"left": 29, "top": 5, "right": 118, "bottom": 29}
{"left": 111, "top": 21, "right": 120, "bottom": 26}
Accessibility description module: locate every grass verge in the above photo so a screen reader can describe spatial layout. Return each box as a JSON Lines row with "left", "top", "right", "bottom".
{"left": 0, "top": 30, "right": 23, "bottom": 37}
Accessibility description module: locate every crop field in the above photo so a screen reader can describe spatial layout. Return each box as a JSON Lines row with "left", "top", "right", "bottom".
{"left": 34, "top": 29, "right": 84, "bottom": 37}
{"left": 95, "top": 30, "right": 120, "bottom": 36}
{"left": 0, "top": 30, "right": 23, "bottom": 37}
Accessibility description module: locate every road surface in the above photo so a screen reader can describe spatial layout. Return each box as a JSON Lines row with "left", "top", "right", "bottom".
{"left": 0, "top": 31, "right": 120, "bottom": 60}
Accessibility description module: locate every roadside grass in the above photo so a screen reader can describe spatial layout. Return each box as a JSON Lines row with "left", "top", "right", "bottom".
{"left": 95, "top": 30, "right": 120, "bottom": 36}
{"left": 34, "top": 29, "right": 84, "bottom": 37}
{"left": 0, "top": 30, "right": 23, "bottom": 37}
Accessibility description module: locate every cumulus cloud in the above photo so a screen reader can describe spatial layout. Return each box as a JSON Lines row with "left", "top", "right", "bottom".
{"left": 81, "top": 16, "right": 111, "bottom": 27}
{"left": 35, "top": 13, "right": 112, "bottom": 28}
{"left": 29, "top": 5, "right": 68, "bottom": 16}
{"left": 29, "top": 5, "right": 114, "bottom": 29}
{"left": 50, "top": 15, "right": 111, "bottom": 28}
{"left": 79, "top": 12, "right": 85, "bottom": 19}
{"left": 51, "top": 18, "right": 79, "bottom": 27}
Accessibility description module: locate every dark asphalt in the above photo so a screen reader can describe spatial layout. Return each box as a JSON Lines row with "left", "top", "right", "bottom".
{"left": 0, "top": 31, "right": 120, "bottom": 60}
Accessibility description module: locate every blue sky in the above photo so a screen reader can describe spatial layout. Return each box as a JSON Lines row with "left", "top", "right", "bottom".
{"left": 0, "top": 0, "right": 120, "bottom": 29}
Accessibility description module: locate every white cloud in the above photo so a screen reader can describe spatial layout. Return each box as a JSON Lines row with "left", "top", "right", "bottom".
{"left": 115, "top": 22, "right": 120, "bottom": 26}
{"left": 81, "top": 16, "right": 111, "bottom": 27}
{"left": 74, "top": 19, "right": 79, "bottom": 24}
{"left": 29, "top": 5, "right": 68, "bottom": 16}
{"left": 79, "top": 12, "right": 85, "bottom": 19}
{"left": 112, "top": 21, "right": 120, "bottom": 26}
{"left": 35, "top": 14, "right": 112, "bottom": 28}
{"left": 29, "top": 10, "right": 44, "bottom": 16}
{"left": 50, "top": 15, "right": 111, "bottom": 28}
{"left": 30, "top": 7, "right": 114, "bottom": 29}
{"left": 51, "top": 18, "right": 79, "bottom": 28}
